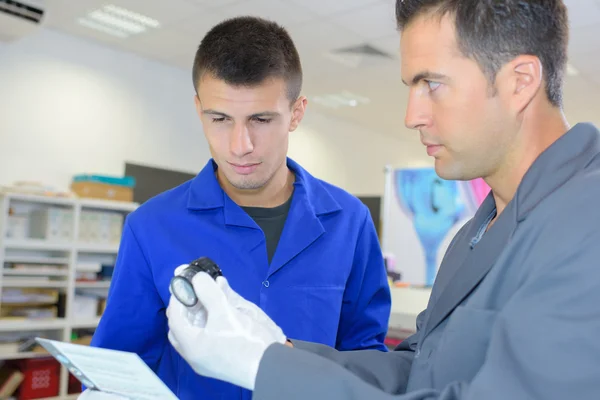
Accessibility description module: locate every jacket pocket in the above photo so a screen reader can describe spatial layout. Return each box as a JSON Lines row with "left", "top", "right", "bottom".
{"left": 281, "top": 286, "right": 345, "bottom": 346}
{"left": 431, "top": 305, "right": 498, "bottom": 388}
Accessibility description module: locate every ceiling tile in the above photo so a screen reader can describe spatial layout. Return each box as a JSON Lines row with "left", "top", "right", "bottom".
{"left": 286, "top": 0, "right": 382, "bottom": 18}
{"left": 329, "top": 3, "right": 397, "bottom": 40}
{"left": 184, "top": 0, "right": 247, "bottom": 8}
{"left": 564, "top": 0, "right": 600, "bottom": 29}
{"left": 45, "top": 0, "right": 210, "bottom": 31}
{"left": 368, "top": 33, "right": 400, "bottom": 59}
{"left": 214, "top": 0, "right": 318, "bottom": 27}
{"left": 44, "top": 0, "right": 106, "bottom": 25}
{"left": 286, "top": 20, "right": 367, "bottom": 54}
{"left": 44, "top": 19, "right": 124, "bottom": 47}
{"left": 114, "top": 29, "right": 199, "bottom": 60}
{"left": 100, "top": 0, "right": 207, "bottom": 26}
{"left": 172, "top": 9, "right": 229, "bottom": 39}
{"left": 28, "top": 0, "right": 600, "bottom": 140}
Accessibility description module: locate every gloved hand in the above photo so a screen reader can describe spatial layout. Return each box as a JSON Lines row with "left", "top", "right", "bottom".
{"left": 218, "top": 275, "right": 285, "bottom": 331}
{"left": 171, "top": 264, "right": 208, "bottom": 327}
{"left": 166, "top": 272, "right": 286, "bottom": 390}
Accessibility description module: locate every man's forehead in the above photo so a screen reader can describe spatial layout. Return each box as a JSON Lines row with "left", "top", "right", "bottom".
{"left": 400, "top": 15, "right": 461, "bottom": 80}
{"left": 400, "top": 13, "right": 458, "bottom": 52}
{"left": 200, "top": 78, "right": 283, "bottom": 98}
{"left": 197, "top": 80, "right": 288, "bottom": 117}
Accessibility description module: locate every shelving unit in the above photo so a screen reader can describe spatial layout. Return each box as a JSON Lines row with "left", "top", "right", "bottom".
{"left": 0, "top": 192, "right": 138, "bottom": 399}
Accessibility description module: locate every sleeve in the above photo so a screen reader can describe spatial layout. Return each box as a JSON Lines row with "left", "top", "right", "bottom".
{"left": 335, "top": 207, "right": 392, "bottom": 352}
{"left": 255, "top": 195, "right": 600, "bottom": 400}
{"left": 90, "top": 219, "right": 168, "bottom": 372}
{"left": 255, "top": 341, "right": 422, "bottom": 400}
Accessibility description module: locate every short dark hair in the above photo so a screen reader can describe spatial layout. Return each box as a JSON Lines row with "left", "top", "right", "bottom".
{"left": 192, "top": 16, "right": 303, "bottom": 103}
{"left": 396, "top": 0, "right": 569, "bottom": 107}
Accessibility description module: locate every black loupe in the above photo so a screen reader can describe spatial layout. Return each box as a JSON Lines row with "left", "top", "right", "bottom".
{"left": 170, "top": 257, "right": 223, "bottom": 307}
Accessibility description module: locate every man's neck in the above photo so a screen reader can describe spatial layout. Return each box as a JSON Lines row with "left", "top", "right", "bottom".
{"left": 486, "top": 108, "right": 570, "bottom": 218}
{"left": 218, "top": 166, "right": 295, "bottom": 208}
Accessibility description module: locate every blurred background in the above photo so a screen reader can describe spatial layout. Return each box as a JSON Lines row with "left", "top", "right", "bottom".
{"left": 0, "top": 1, "right": 598, "bottom": 398}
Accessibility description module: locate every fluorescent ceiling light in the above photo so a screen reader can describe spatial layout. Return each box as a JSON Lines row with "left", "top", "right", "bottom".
{"left": 77, "top": 18, "right": 128, "bottom": 38}
{"left": 312, "top": 91, "right": 370, "bottom": 109}
{"left": 103, "top": 4, "right": 160, "bottom": 28}
{"left": 77, "top": 4, "right": 160, "bottom": 38}
{"left": 88, "top": 10, "right": 146, "bottom": 34}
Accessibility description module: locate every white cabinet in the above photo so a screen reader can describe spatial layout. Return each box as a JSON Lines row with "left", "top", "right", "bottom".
{"left": 0, "top": 193, "right": 138, "bottom": 399}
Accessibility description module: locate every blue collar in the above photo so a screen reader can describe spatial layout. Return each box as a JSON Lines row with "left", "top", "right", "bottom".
{"left": 186, "top": 157, "right": 342, "bottom": 216}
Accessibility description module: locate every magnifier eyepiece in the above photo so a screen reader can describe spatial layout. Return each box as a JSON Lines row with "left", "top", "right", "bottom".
{"left": 170, "top": 257, "right": 223, "bottom": 307}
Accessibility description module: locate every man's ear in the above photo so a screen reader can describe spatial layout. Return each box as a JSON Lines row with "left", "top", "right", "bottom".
{"left": 289, "top": 96, "right": 308, "bottom": 132}
{"left": 194, "top": 94, "right": 203, "bottom": 119}
{"left": 503, "top": 55, "right": 543, "bottom": 113}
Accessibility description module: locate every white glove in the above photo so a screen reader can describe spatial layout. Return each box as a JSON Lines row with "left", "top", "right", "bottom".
{"left": 166, "top": 272, "right": 286, "bottom": 390}
{"left": 171, "top": 264, "right": 208, "bottom": 327}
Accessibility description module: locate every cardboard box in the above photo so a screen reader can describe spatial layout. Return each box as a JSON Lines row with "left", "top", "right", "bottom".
{"left": 71, "top": 181, "right": 133, "bottom": 202}
{"left": 14, "top": 358, "right": 60, "bottom": 400}
{"left": 78, "top": 211, "right": 124, "bottom": 244}
{"left": 29, "top": 207, "right": 73, "bottom": 241}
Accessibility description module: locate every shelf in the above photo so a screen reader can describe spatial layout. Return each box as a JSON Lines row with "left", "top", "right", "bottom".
{"left": 2, "top": 351, "right": 51, "bottom": 360}
{"left": 75, "top": 281, "right": 111, "bottom": 289}
{"left": 76, "top": 243, "right": 119, "bottom": 254}
{"left": 3, "top": 255, "right": 70, "bottom": 265}
{"left": 70, "top": 317, "right": 101, "bottom": 329}
{"left": 3, "top": 269, "right": 68, "bottom": 277}
{"left": 4, "top": 238, "right": 72, "bottom": 252}
{"left": 79, "top": 198, "right": 138, "bottom": 212}
{"left": 0, "top": 318, "right": 66, "bottom": 332}
{"left": 2, "top": 279, "right": 68, "bottom": 288}
{"left": 3, "top": 193, "right": 76, "bottom": 207}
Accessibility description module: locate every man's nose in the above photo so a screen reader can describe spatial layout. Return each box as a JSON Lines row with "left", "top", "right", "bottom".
{"left": 230, "top": 123, "right": 254, "bottom": 157}
{"left": 404, "top": 90, "right": 431, "bottom": 131}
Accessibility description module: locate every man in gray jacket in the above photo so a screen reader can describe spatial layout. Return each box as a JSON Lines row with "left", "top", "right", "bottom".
{"left": 165, "top": 1, "right": 600, "bottom": 399}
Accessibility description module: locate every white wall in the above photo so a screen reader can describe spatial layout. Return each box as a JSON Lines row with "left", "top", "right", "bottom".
{"left": 289, "top": 112, "right": 426, "bottom": 196}
{"left": 0, "top": 29, "right": 421, "bottom": 197}
{"left": 0, "top": 29, "right": 208, "bottom": 192}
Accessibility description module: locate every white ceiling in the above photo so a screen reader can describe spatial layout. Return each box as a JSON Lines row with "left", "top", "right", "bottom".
{"left": 27, "top": 0, "right": 600, "bottom": 147}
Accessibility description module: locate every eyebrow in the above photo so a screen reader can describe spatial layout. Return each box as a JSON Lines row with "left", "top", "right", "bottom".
{"left": 402, "top": 71, "right": 448, "bottom": 86}
{"left": 201, "top": 110, "right": 281, "bottom": 119}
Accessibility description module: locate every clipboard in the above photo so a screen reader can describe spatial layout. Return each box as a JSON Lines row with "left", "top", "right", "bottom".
{"left": 35, "top": 338, "right": 178, "bottom": 400}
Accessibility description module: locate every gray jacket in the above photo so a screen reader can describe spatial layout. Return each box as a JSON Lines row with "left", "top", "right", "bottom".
{"left": 253, "top": 122, "right": 600, "bottom": 400}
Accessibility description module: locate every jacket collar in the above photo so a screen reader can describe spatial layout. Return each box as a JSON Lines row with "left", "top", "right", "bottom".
{"left": 466, "top": 122, "right": 600, "bottom": 230}
{"left": 421, "top": 122, "right": 600, "bottom": 339}
{"left": 186, "top": 157, "right": 342, "bottom": 216}
{"left": 515, "top": 122, "right": 600, "bottom": 221}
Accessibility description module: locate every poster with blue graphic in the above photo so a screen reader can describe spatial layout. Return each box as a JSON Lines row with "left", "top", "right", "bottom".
{"left": 382, "top": 167, "right": 490, "bottom": 286}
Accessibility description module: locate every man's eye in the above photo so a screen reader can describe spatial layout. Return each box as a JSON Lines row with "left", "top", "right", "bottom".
{"left": 427, "top": 81, "right": 441, "bottom": 91}
{"left": 212, "top": 117, "right": 226, "bottom": 123}
{"left": 253, "top": 117, "right": 272, "bottom": 124}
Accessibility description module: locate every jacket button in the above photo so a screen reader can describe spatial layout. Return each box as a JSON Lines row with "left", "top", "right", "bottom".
{"left": 262, "top": 280, "right": 270, "bottom": 288}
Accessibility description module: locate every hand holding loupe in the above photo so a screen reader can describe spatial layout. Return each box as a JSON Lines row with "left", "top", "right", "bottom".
{"left": 170, "top": 257, "right": 223, "bottom": 307}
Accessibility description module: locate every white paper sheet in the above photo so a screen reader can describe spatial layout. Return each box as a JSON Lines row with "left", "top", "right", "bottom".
{"left": 35, "top": 338, "right": 178, "bottom": 400}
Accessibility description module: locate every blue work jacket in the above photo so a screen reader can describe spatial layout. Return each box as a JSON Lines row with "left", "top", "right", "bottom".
{"left": 90, "top": 158, "right": 391, "bottom": 400}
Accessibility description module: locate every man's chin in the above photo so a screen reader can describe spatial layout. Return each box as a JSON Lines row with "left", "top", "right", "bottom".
{"left": 229, "top": 178, "right": 265, "bottom": 191}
